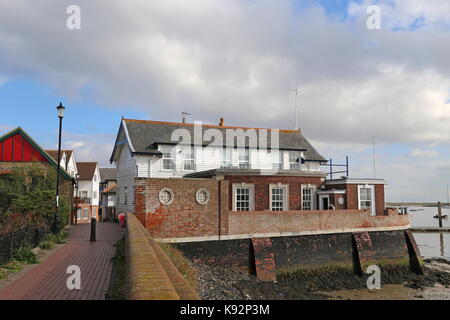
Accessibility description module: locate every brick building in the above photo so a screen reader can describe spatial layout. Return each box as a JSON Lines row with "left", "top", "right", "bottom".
{"left": 0, "top": 127, "right": 75, "bottom": 217}
{"left": 111, "top": 118, "right": 396, "bottom": 241}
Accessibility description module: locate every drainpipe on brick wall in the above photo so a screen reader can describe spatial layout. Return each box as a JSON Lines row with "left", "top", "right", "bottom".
{"left": 218, "top": 180, "right": 221, "bottom": 240}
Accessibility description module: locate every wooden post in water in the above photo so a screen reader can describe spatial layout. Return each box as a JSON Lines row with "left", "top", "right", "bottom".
{"left": 437, "top": 201, "right": 443, "bottom": 228}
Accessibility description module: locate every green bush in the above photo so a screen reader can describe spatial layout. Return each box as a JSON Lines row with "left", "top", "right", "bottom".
{"left": 38, "top": 241, "right": 54, "bottom": 250}
{"left": 12, "top": 246, "right": 38, "bottom": 264}
{"left": 42, "top": 230, "right": 68, "bottom": 245}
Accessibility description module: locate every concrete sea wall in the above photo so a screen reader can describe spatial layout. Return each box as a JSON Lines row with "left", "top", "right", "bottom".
{"left": 173, "top": 230, "right": 423, "bottom": 281}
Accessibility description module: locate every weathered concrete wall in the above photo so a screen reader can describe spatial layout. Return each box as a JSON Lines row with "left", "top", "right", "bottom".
{"left": 126, "top": 214, "right": 199, "bottom": 300}
{"left": 173, "top": 230, "right": 423, "bottom": 280}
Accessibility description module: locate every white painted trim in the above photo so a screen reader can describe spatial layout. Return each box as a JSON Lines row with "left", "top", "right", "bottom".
{"left": 301, "top": 184, "right": 316, "bottom": 210}
{"left": 232, "top": 183, "right": 255, "bottom": 211}
{"left": 122, "top": 120, "right": 136, "bottom": 153}
{"left": 316, "top": 189, "right": 346, "bottom": 195}
{"left": 326, "top": 179, "right": 386, "bottom": 185}
{"left": 155, "top": 224, "right": 411, "bottom": 243}
{"left": 269, "top": 183, "right": 289, "bottom": 211}
{"left": 358, "top": 184, "right": 376, "bottom": 216}
{"left": 318, "top": 194, "right": 330, "bottom": 210}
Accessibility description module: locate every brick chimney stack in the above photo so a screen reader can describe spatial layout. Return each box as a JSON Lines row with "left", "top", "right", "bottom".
{"left": 219, "top": 117, "right": 224, "bottom": 126}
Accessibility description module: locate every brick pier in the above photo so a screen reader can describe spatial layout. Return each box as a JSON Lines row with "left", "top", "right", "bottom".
{"left": 0, "top": 222, "right": 125, "bottom": 300}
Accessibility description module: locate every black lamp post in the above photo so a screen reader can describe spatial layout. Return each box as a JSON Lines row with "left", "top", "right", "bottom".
{"left": 53, "top": 102, "right": 65, "bottom": 234}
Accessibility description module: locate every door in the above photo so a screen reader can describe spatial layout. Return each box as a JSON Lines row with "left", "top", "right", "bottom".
{"left": 319, "top": 195, "right": 330, "bottom": 210}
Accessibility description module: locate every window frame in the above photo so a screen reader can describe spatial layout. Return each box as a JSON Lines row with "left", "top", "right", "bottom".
{"left": 358, "top": 184, "right": 376, "bottom": 216}
{"left": 232, "top": 183, "right": 255, "bottom": 212}
{"left": 220, "top": 148, "right": 233, "bottom": 169}
{"left": 238, "top": 148, "right": 251, "bottom": 169}
{"left": 269, "top": 184, "right": 289, "bottom": 211}
{"left": 161, "top": 146, "right": 176, "bottom": 171}
{"left": 288, "top": 151, "right": 301, "bottom": 170}
{"left": 301, "top": 185, "right": 316, "bottom": 211}
{"left": 272, "top": 150, "right": 284, "bottom": 170}
{"left": 182, "top": 146, "right": 195, "bottom": 171}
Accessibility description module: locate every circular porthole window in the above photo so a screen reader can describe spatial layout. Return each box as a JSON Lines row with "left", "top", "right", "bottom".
{"left": 196, "top": 188, "right": 210, "bottom": 205}
{"left": 159, "top": 188, "right": 174, "bottom": 205}
{"left": 338, "top": 197, "right": 345, "bottom": 205}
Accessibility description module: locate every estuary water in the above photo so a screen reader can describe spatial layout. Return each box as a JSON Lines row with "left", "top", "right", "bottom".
{"left": 409, "top": 206, "right": 450, "bottom": 260}
{"left": 321, "top": 206, "right": 450, "bottom": 300}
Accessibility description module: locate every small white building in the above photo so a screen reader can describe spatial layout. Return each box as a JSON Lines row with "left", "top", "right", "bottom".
{"left": 75, "top": 162, "right": 100, "bottom": 223}
{"left": 99, "top": 167, "right": 117, "bottom": 221}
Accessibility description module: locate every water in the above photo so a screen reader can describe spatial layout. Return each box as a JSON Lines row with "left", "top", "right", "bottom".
{"left": 409, "top": 206, "right": 450, "bottom": 260}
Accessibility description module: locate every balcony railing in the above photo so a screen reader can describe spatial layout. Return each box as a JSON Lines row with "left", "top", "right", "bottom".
{"left": 75, "top": 197, "right": 91, "bottom": 204}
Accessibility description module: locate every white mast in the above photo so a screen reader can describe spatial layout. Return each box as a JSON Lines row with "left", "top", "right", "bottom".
{"left": 294, "top": 87, "right": 299, "bottom": 130}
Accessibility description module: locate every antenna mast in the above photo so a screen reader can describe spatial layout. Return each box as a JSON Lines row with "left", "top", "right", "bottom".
{"left": 294, "top": 87, "right": 300, "bottom": 130}
{"left": 372, "top": 136, "right": 376, "bottom": 178}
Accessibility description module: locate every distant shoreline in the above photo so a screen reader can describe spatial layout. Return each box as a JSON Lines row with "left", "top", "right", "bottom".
{"left": 386, "top": 202, "right": 450, "bottom": 208}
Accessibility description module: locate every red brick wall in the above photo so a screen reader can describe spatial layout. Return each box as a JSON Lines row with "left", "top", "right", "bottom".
{"left": 228, "top": 209, "right": 410, "bottom": 235}
{"left": 326, "top": 183, "right": 386, "bottom": 216}
{"left": 134, "top": 178, "right": 229, "bottom": 239}
{"left": 224, "top": 175, "right": 323, "bottom": 211}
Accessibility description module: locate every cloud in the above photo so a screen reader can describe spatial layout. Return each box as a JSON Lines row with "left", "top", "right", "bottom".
{"left": 0, "top": 1, "right": 449, "bottom": 200}
{"left": 349, "top": 0, "right": 450, "bottom": 29}
{"left": 410, "top": 148, "right": 440, "bottom": 158}
{"left": 45, "top": 131, "right": 116, "bottom": 167}
{"left": 0, "top": 125, "right": 14, "bottom": 133}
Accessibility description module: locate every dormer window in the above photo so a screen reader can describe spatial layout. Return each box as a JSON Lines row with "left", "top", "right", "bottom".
{"left": 182, "top": 147, "right": 195, "bottom": 171}
{"left": 288, "top": 151, "right": 301, "bottom": 170}
{"left": 238, "top": 148, "right": 250, "bottom": 169}
{"left": 161, "top": 146, "right": 175, "bottom": 170}
{"left": 272, "top": 150, "right": 284, "bottom": 170}
{"left": 220, "top": 148, "right": 232, "bottom": 168}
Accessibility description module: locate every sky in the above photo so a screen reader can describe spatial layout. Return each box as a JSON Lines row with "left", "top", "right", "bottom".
{"left": 0, "top": 0, "right": 449, "bottom": 202}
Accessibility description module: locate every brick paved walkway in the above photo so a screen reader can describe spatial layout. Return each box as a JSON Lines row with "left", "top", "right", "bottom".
{"left": 0, "top": 222, "right": 125, "bottom": 300}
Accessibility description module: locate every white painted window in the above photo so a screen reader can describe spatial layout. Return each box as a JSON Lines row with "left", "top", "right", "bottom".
{"left": 302, "top": 188, "right": 313, "bottom": 210}
{"left": 358, "top": 185, "right": 375, "bottom": 215}
{"left": 232, "top": 184, "right": 255, "bottom": 211}
{"left": 238, "top": 148, "right": 250, "bottom": 169}
{"left": 220, "top": 148, "right": 232, "bottom": 168}
{"left": 288, "top": 151, "right": 302, "bottom": 170}
{"left": 270, "top": 184, "right": 289, "bottom": 211}
{"left": 182, "top": 147, "right": 195, "bottom": 171}
{"left": 83, "top": 208, "right": 89, "bottom": 219}
{"left": 272, "top": 150, "right": 284, "bottom": 170}
{"left": 161, "top": 146, "right": 175, "bottom": 170}
{"left": 92, "top": 208, "right": 97, "bottom": 218}
{"left": 93, "top": 191, "right": 97, "bottom": 200}
{"left": 77, "top": 208, "right": 81, "bottom": 220}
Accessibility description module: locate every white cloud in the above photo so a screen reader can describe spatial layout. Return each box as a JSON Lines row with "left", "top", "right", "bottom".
{"left": 46, "top": 131, "right": 115, "bottom": 167}
{"left": 410, "top": 148, "right": 440, "bottom": 158}
{"left": 349, "top": 0, "right": 450, "bottom": 29}
{"left": 0, "top": 1, "right": 450, "bottom": 200}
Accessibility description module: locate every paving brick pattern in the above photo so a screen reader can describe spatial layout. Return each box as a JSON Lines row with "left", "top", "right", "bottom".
{"left": 0, "top": 222, "right": 125, "bottom": 300}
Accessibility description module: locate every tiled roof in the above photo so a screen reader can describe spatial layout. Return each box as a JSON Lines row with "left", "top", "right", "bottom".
{"left": 45, "top": 150, "right": 74, "bottom": 168}
{"left": 114, "top": 118, "right": 326, "bottom": 162}
{"left": 76, "top": 162, "right": 98, "bottom": 180}
{"left": 99, "top": 168, "right": 117, "bottom": 182}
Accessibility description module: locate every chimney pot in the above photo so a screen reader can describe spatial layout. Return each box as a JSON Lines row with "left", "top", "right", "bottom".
{"left": 219, "top": 117, "right": 224, "bottom": 126}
